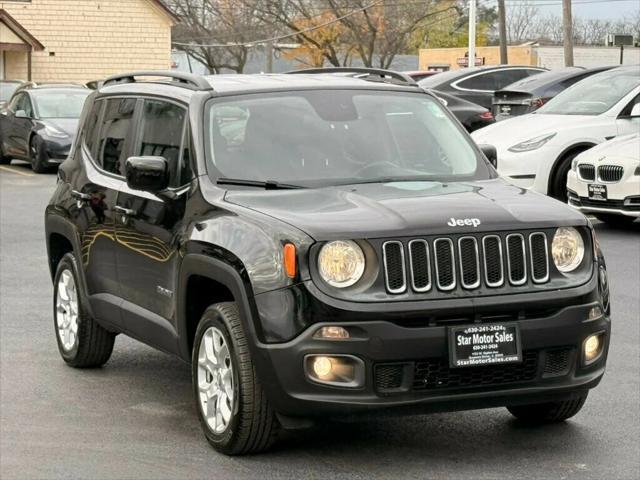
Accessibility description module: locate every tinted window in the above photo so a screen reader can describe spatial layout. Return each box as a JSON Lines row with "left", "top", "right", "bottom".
{"left": 136, "top": 100, "right": 188, "bottom": 186}
{"left": 177, "top": 126, "right": 193, "bottom": 186}
{"left": 493, "top": 69, "right": 534, "bottom": 89}
{"left": 96, "top": 98, "right": 136, "bottom": 176}
{"left": 15, "top": 94, "right": 33, "bottom": 117}
{"left": 83, "top": 99, "right": 103, "bottom": 158}
{"left": 458, "top": 73, "right": 496, "bottom": 90}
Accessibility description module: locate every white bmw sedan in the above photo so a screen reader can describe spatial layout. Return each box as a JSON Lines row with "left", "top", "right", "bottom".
{"left": 472, "top": 66, "right": 640, "bottom": 201}
{"left": 567, "top": 133, "right": 639, "bottom": 226}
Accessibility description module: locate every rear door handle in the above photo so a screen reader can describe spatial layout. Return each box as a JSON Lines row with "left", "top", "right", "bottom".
{"left": 114, "top": 205, "right": 137, "bottom": 217}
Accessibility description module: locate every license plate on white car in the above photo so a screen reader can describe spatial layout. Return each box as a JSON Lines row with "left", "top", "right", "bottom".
{"left": 588, "top": 184, "right": 608, "bottom": 201}
{"left": 449, "top": 323, "right": 522, "bottom": 368}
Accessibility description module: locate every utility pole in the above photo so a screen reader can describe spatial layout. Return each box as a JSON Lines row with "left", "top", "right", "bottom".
{"left": 468, "top": 0, "right": 476, "bottom": 69}
{"left": 562, "top": 0, "right": 574, "bottom": 66}
{"left": 498, "top": 0, "right": 508, "bottom": 64}
{"left": 265, "top": 40, "right": 274, "bottom": 73}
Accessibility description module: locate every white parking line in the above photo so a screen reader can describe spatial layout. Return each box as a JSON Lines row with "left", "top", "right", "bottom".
{"left": 0, "top": 166, "right": 35, "bottom": 177}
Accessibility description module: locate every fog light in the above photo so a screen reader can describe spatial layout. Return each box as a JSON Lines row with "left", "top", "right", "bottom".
{"left": 305, "top": 354, "right": 365, "bottom": 388}
{"left": 583, "top": 333, "right": 604, "bottom": 364}
{"left": 312, "top": 356, "right": 333, "bottom": 378}
{"left": 588, "top": 306, "right": 603, "bottom": 320}
{"left": 314, "top": 326, "right": 350, "bottom": 340}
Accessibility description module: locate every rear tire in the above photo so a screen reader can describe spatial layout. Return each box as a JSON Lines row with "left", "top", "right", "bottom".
{"left": 594, "top": 213, "right": 636, "bottom": 228}
{"left": 53, "top": 253, "right": 115, "bottom": 367}
{"left": 507, "top": 392, "right": 588, "bottom": 423}
{"left": 192, "top": 302, "right": 279, "bottom": 455}
{"left": 30, "top": 135, "right": 50, "bottom": 173}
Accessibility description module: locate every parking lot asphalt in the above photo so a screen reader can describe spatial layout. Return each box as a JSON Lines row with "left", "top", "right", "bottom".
{"left": 1, "top": 161, "right": 639, "bottom": 480}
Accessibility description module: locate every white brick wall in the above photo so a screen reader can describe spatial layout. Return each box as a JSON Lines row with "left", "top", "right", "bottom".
{"left": 0, "top": 0, "right": 173, "bottom": 83}
{"left": 536, "top": 46, "right": 640, "bottom": 69}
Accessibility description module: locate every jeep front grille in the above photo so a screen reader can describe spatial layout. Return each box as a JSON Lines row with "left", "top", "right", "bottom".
{"left": 598, "top": 165, "right": 624, "bottom": 183}
{"left": 382, "top": 231, "right": 551, "bottom": 294}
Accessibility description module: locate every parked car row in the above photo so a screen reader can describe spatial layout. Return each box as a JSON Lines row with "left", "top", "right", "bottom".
{"left": 472, "top": 65, "right": 639, "bottom": 223}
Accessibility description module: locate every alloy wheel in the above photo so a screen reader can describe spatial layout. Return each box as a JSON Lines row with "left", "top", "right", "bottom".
{"left": 55, "top": 269, "right": 79, "bottom": 351}
{"left": 197, "top": 326, "right": 235, "bottom": 434}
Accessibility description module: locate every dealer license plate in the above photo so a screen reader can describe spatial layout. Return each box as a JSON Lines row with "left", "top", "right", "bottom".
{"left": 588, "top": 184, "right": 607, "bottom": 201}
{"left": 449, "top": 323, "right": 522, "bottom": 368}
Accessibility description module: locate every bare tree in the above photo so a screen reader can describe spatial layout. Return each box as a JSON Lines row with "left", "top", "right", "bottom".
{"left": 259, "top": 0, "right": 449, "bottom": 69}
{"left": 170, "top": 0, "right": 272, "bottom": 73}
{"left": 505, "top": 0, "right": 539, "bottom": 43}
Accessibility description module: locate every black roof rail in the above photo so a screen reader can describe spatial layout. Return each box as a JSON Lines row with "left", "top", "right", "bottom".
{"left": 102, "top": 71, "right": 213, "bottom": 91}
{"left": 286, "top": 67, "right": 417, "bottom": 86}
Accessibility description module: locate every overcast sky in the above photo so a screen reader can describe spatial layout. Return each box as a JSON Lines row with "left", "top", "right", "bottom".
{"left": 497, "top": 0, "right": 640, "bottom": 21}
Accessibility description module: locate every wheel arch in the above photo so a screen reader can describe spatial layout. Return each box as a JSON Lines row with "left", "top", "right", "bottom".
{"left": 177, "top": 251, "right": 263, "bottom": 362}
{"left": 45, "top": 213, "right": 82, "bottom": 280}
{"left": 547, "top": 142, "right": 597, "bottom": 194}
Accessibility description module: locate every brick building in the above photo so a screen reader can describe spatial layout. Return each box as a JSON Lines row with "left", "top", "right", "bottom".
{"left": 0, "top": 0, "right": 176, "bottom": 83}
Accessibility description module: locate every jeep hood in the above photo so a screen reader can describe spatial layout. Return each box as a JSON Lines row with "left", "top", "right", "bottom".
{"left": 224, "top": 179, "right": 587, "bottom": 240}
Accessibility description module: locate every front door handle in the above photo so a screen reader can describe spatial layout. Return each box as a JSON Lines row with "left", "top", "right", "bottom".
{"left": 114, "top": 205, "right": 137, "bottom": 217}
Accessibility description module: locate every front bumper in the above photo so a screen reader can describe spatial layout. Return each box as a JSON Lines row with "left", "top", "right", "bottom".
{"left": 43, "top": 137, "right": 71, "bottom": 163}
{"left": 252, "top": 300, "right": 610, "bottom": 418}
{"left": 567, "top": 170, "right": 640, "bottom": 217}
{"left": 489, "top": 144, "right": 560, "bottom": 194}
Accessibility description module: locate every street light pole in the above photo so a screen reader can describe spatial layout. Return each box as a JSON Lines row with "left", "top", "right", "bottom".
{"left": 468, "top": 0, "right": 476, "bottom": 69}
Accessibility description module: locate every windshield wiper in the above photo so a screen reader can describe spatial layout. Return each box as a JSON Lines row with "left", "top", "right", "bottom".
{"left": 216, "top": 178, "right": 304, "bottom": 189}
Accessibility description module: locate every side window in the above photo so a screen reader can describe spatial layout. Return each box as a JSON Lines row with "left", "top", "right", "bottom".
{"left": 8, "top": 93, "right": 22, "bottom": 112}
{"left": 83, "top": 99, "right": 103, "bottom": 159}
{"left": 619, "top": 94, "right": 640, "bottom": 116}
{"left": 15, "top": 94, "right": 33, "bottom": 117}
{"left": 177, "top": 125, "right": 194, "bottom": 186}
{"left": 96, "top": 98, "right": 136, "bottom": 176}
{"left": 492, "top": 69, "right": 528, "bottom": 90}
{"left": 136, "top": 99, "right": 188, "bottom": 187}
{"left": 457, "top": 73, "right": 497, "bottom": 91}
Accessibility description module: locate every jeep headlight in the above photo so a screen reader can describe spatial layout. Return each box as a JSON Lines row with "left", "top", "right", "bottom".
{"left": 552, "top": 227, "right": 585, "bottom": 273}
{"left": 318, "top": 240, "right": 365, "bottom": 288}
{"left": 508, "top": 133, "right": 556, "bottom": 153}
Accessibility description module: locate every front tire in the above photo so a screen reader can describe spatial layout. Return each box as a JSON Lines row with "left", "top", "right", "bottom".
{"left": 53, "top": 253, "right": 115, "bottom": 367}
{"left": 30, "top": 135, "right": 50, "bottom": 173}
{"left": 594, "top": 213, "right": 636, "bottom": 228}
{"left": 507, "top": 392, "right": 588, "bottom": 423}
{"left": 0, "top": 143, "right": 11, "bottom": 164}
{"left": 550, "top": 150, "right": 585, "bottom": 202}
{"left": 192, "top": 302, "right": 279, "bottom": 455}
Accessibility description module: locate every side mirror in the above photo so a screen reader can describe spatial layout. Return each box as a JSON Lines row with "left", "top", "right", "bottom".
{"left": 15, "top": 110, "right": 28, "bottom": 119}
{"left": 479, "top": 144, "right": 498, "bottom": 168}
{"left": 125, "top": 156, "right": 169, "bottom": 193}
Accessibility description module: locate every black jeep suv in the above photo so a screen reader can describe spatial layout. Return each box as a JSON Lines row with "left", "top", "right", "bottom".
{"left": 45, "top": 69, "right": 611, "bottom": 455}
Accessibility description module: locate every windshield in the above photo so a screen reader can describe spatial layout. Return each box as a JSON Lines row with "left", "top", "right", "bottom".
{"left": 537, "top": 71, "right": 639, "bottom": 116}
{"left": 33, "top": 90, "right": 90, "bottom": 119}
{"left": 0, "top": 82, "right": 20, "bottom": 103}
{"left": 205, "top": 90, "right": 490, "bottom": 187}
